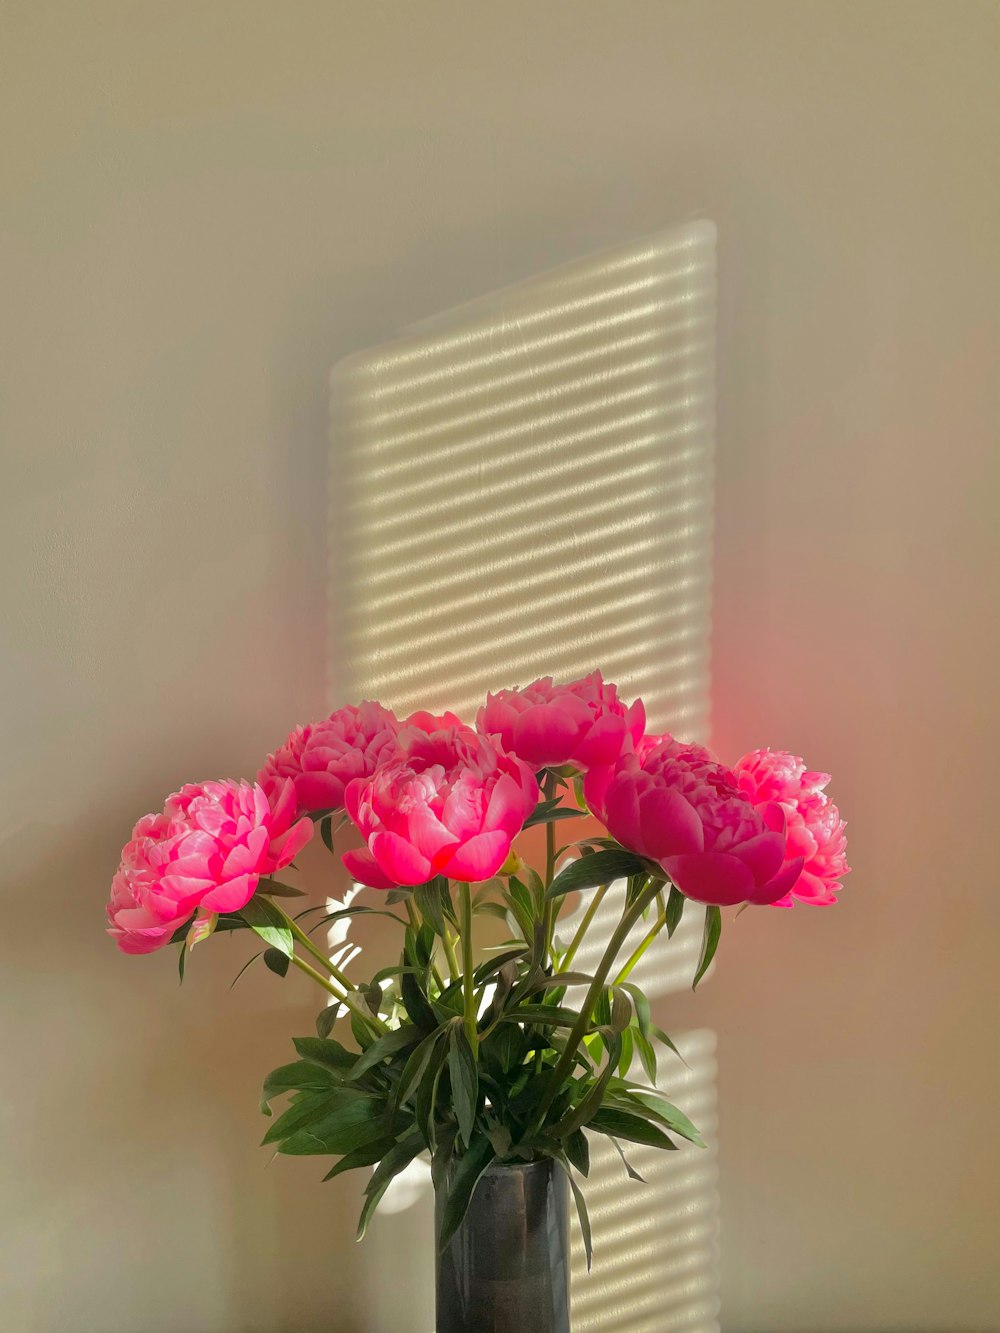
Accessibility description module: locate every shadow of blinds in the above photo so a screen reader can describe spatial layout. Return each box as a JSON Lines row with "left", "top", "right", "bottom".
{"left": 330, "top": 222, "right": 719, "bottom": 1333}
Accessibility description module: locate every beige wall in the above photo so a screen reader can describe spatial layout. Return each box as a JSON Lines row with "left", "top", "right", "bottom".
{"left": 2, "top": 3, "right": 998, "bottom": 1330}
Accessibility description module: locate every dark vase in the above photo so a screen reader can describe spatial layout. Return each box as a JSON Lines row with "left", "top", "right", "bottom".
{"left": 435, "top": 1158, "right": 570, "bottom": 1333}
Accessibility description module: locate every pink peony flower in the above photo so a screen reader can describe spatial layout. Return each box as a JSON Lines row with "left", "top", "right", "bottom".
{"left": 106, "top": 779, "right": 313, "bottom": 954}
{"left": 342, "top": 724, "right": 539, "bottom": 888}
{"left": 257, "top": 701, "right": 400, "bottom": 816}
{"left": 477, "top": 670, "right": 645, "bottom": 771}
{"left": 733, "top": 749, "right": 850, "bottom": 906}
{"left": 599, "top": 738, "right": 803, "bottom": 907}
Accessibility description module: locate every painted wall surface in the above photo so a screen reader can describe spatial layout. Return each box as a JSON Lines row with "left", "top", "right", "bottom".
{"left": 2, "top": 4, "right": 998, "bottom": 1331}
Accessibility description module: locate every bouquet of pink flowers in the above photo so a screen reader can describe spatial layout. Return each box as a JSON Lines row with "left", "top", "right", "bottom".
{"left": 106, "top": 671, "right": 848, "bottom": 1261}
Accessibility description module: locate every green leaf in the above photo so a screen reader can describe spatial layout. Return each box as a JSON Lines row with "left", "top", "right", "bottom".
{"left": 416, "top": 1033, "right": 450, "bottom": 1150}
{"left": 320, "top": 816, "right": 335, "bottom": 854}
{"left": 413, "top": 877, "right": 454, "bottom": 937}
{"left": 651, "top": 1024, "right": 688, "bottom": 1068}
{"left": 618, "top": 982, "right": 651, "bottom": 1039}
{"left": 665, "top": 884, "right": 686, "bottom": 937}
{"left": 501, "top": 883, "right": 534, "bottom": 943}
{"left": 276, "top": 1097, "right": 387, "bottom": 1156}
{"left": 263, "top": 947, "right": 290, "bottom": 977}
{"left": 260, "top": 1060, "right": 341, "bottom": 1114}
{"left": 551, "top": 1031, "right": 622, "bottom": 1139}
{"left": 617, "top": 1027, "right": 634, "bottom": 1078}
{"left": 540, "top": 806, "right": 582, "bottom": 825}
{"left": 554, "top": 1153, "right": 593, "bottom": 1271}
{"left": 485, "top": 1121, "right": 512, "bottom": 1159}
{"left": 170, "top": 912, "right": 248, "bottom": 945}
{"left": 438, "top": 1137, "right": 496, "bottom": 1252}
{"left": 634, "top": 1029, "right": 658, "bottom": 1084}
{"left": 448, "top": 1025, "right": 479, "bottom": 1149}
{"left": 384, "top": 888, "right": 414, "bottom": 906}
{"left": 522, "top": 971, "right": 593, "bottom": 994}
{"left": 401, "top": 969, "right": 437, "bottom": 1032}
{"left": 229, "top": 951, "right": 263, "bottom": 989}
{"left": 395, "top": 1028, "right": 445, "bottom": 1110}
{"left": 322, "top": 1135, "right": 400, "bottom": 1183}
{"left": 292, "top": 1035, "right": 357, "bottom": 1073}
{"left": 499, "top": 1005, "right": 582, "bottom": 1028}
{"left": 523, "top": 798, "right": 583, "bottom": 829}
{"left": 475, "top": 901, "right": 512, "bottom": 923}
{"left": 565, "top": 1128, "right": 590, "bottom": 1177}
{"left": 315, "top": 1003, "right": 342, "bottom": 1039}
{"left": 357, "top": 1131, "right": 426, "bottom": 1240}
{"left": 310, "top": 905, "right": 407, "bottom": 930}
{"left": 260, "top": 879, "right": 306, "bottom": 898}
{"left": 262, "top": 1086, "right": 369, "bottom": 1146}
{"left": 240, "top": 897, "right": 293, "bottom": 958}
{"left": 606, "top": 1134, "right": 646, "bottom": 1183}
{"left": 610, "top": 990, "right": 632, "bottom": 1034}
{"left": 349, "top": 1024, "right": 421, "bottom": 1079}
{"left": 546, "top": 849, "right": 651, "bottom": 901}
{"left": 351, "top": 1005, "right": 375, "bottom": 1051}
{"left": 588, "top": 1108, "right": 677, "bottom": 1150}
{"left": 693, "top": 904, "right": 721, "bottom": 990}
{"left": 177, "top": 941, "right": 187, "bottom": 984}
{"left": 620, "top": 1089, "right": 705, "bottom": 1146}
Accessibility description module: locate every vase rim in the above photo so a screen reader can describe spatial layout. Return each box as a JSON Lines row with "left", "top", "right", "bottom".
{"left": 484, "top": 1157, "right": 553, "bottom": 1173}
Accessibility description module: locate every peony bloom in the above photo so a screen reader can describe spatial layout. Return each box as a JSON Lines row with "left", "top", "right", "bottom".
{"left": 599, "top": 737, "right": 803, "bottom": 907}
{"left": 257, "top": 701, "right": 400, "bottom": 816}
{"left": 106, "top": 779, "right": 313, "bottom": 954}
{"left": 342, "top": 724, "right": 539, "bottom": 889}
{"left": 477, "top": 670, "right": 645, "bottom": 772}
{"left": 733, "top": 749, "right": 850, "bottom": 906}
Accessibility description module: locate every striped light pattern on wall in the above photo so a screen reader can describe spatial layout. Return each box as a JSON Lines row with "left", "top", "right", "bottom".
{"left": 330, "top": 222, "right": 719, "bottom": 1333}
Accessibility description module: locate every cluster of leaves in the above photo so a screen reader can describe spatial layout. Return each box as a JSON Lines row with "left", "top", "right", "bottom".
{"left": 253, "top": 850, "right": 717, "bottom": 1262}
{"left": 170, "top": 792, "right": 723, "bottom": 1260}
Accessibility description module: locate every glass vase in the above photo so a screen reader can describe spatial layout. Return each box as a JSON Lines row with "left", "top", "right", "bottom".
{"left": 435, "top": 1158, "right": 570, "bottom": 1333}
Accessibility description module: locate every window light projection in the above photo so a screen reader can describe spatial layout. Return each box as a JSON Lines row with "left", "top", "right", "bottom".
{"left": 329, "top": 222, "right": 719, "bottom": 1333}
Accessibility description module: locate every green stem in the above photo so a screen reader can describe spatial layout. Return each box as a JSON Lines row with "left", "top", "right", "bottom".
{"left": 442, "top": 928, "right": 461, "bottom": 983}
{"left": 533, "top": 881, "right": 660, "bottom": 1130}
{"left": 542, "top": 770, "right": 558, "bottom": 962}
{"left": 288, "top": 952, "right": 346, "bottom": 1002}
{"left": 560, "top": 883, "right": 608, "bottom": 971}
{"left": 612, "top": 909, "right": 667, "bottom": 987}
{"left": 544, "top": 771, "right": 558, "bottom": 888}
{"left": 404, "top": 895, "right": 421, "bottom": 933}
{"left": 272, "top": 901, "right": 388, "bottom": 1034}
{"left": 459, "top": 881, "right": 477, "bottom": 1050}
{"left": 406, "top": 894, "right": 446, "bottom": 992}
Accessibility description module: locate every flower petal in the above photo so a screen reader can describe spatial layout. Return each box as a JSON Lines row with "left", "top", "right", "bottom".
{"left": 576, "top": 712, "right": 626, "bottom": 767}
{"left": 638, "top": 787, "right": 704, "bottom": 858}
{"left": 482, "top": 773, "right": 530, "bottom": 837}
{"left": 730, "top": 831, "right": 785, "bottom": 886}
{"left": 200, "top": 873, "right": 258, "bottom": 912}
{"left": 295, "top": 771, "right": 346, "bottom": 814}
{"left": 438, "top": 831, "right": 510, "bottom": 882}
{"left": 663, "top": 852, "right": 755, "bottom": 906}
{"left": 750, "top": 855, "right": 805, "bottom": 905}
{"left": 604, "top": 775, "right": 643, "bottom": 852}
{"left": 511, "top": 705, "right": 580, "bottom": 767}
{"left": 265, "top": 816, "right": 314, "bottom": 870}
{"left": 406, "top": 805, "right": 460, "bottom": 861}
{"left": 341, "top": 847, "right": 398, "bottom": 890}
{"left": 370, "top": 832, "right": 432, "bottom": 886}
